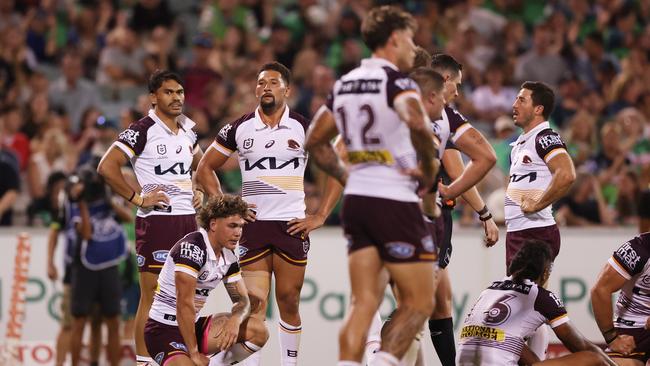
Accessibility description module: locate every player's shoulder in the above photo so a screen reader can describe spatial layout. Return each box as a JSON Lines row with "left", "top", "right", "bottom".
{"left": 288, "top": 110, "right": 310, "bottom": 131}
{"left": 382, "top": 66, "right": 417, "bottom": 88}
{"left": 174, "top": 231, "right": 207, "bottom": 252}
{"left": 128, "top": 115, "right": 156, "bottom": 132}
{"left": 217, "top": 112, "right": 256, "bottom": 140}
{"left": 444, "top": 106, "right": 468, "bottom": 123}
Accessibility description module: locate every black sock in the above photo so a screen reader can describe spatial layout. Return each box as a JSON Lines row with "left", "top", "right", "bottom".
{"left": 428, "top": 318, "right": 456, "bottom": 366}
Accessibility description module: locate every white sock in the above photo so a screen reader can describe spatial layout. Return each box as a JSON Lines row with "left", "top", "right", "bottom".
{"left": 528, "top": 325, "right": 549, "bottom": 360}
{"left": 278, "top": 318, "right": 301, "bottom": 365}
{"left": 136, "top": 355, "right": 155, "bottom": 365}
{"left": 370, "top": 351, "right": 399, "bottom": 366}
{"left": 338, "top": 362, "right": 362, "bottom": 366}
{"left": 365, "top": 311, "right": 383, "bottom": 363}
{"left": 209, "top": 342, "right": 261, "bottom": 365}
{"left": 237, "top": 350, "right": 261, "bottom": 366}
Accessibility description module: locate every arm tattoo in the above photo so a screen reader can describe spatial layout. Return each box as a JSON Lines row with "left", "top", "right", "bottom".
{"left": 225, "top": 282, "right": 250, "bottom": 319}
{"left": 310, "top": 143, "right": 347, "bottom": 183}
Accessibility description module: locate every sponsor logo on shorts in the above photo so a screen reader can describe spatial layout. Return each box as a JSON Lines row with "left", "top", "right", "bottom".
{"left": 169, "top": 342, "right": 188, "bottom": 352}
{"left": 421, "top": 235, "right": 434, "bottom": 253}
{"left": 302, "top": 240, "right": 310, "bottom": 254}
{"left": 153, "top": 250, "right": 169, "bottom": 263}
{"left": 198, "top": 271, "right": 209, "bottom": 281}
{"left": 155, "top": 352, "right": 165, "bottom": 365}
{"left": 237, "top": 245, "right": 248, "bottom": 258}
{"left": 137, "top": 255, "right": 145, "bottom": 267}
{"left": 385, "top": 242, "right": 415, "bottom": 259}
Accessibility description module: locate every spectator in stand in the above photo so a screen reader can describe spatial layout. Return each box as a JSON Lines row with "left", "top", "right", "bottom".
{"left": 1, "top": 105, "right": 30, "bottom": 171}
{"left": 199, "top": 0, "right": 258, "bottom": 41}
{"left": 469, "top": 60, "right": 517, "bottom": 127}
{"left": 614, "top": 169, "right": 641, "bottom": 226}
{"left": 0, "top": 122, "right": 19, "bottom": 226}
{"left": 563, "top": 110, "right": 598, "bottom": 168}
{"left": 584, "top": 122, "right": 630, "bottom": 188}
{"left": 24, "top": 6, "right": 58, "bottom": 64}
{"left": 575, "top": 32, "right": 620, "bottom": 91}
{"left": 514, "top": 22, "right": 568, "bottom": 88}
{"left": 22, "top": 92, "right": 50, "bottom": 139}
{"left": 27, "top": 128, "right": 75, "bottom": 209}
{"left": 555, "top": 172, "right": 614, "bottom": 226}
{"left": 294, "top": 64, "right": 335, "bottom": 119}
{"left": 143, "top": 26, "right": 178, "bottom": 74}
{"left": 49, "top": 49, "right": 101, "bottom": 134}
{"left": 65, "top": 1, "right": 114, "bottom": 78}
{"left": 181, "top": 33, "right": 221, "bottom": 110}
{"left": 616, "top": 108, "right": 650, "bottom": 169}
{"left": 491, "top": 115, "right": 517, "bottom": 177}
{"left": 128, "top": 0, "right": 174, "bottom": 34}
{"left": 96, "top": 27, "right": 146, "bottom": 88}
{"left": 551, "top": 74, "right": 584, "bottom": 129}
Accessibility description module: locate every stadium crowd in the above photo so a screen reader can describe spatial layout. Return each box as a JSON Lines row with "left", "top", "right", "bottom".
{"left": 2, "top": 0, "right": 650, "bottom": 230}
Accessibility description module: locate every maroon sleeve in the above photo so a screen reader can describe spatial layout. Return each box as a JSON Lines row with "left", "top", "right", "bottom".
{"left": 170, "top": 232, "right": 207, "bottom": 272}
{"left": 117, "top": 117, "right": 155, "bottom": 156}
{"left": 383, "top": 66, "right": 420, "bottom": 108}
{"left": 535, "top": 129, "right": 567, "bottom": 161}
{"left": 534, "top": 288, "right": 567, "bottom": 324}
{"left": 289, "top": 110, "right": 311, "bottom": 132}
{"left": 445, "top": 106, "right": 469, "bottom": 133}
{"left": 215, "top": 113, "right": 253, "bottom": 152}
{"left": 612, "top": 234, "right": 650, "bottom": 276}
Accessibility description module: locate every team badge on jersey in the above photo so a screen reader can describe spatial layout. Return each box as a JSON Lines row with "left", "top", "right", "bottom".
{"left": 157, "top": 144, "right": 167, "bottom": 155}
{"left": 522, "top": 155, "right": 532, "bottom": 164}
{"left": 243, "top": 138, "right": 254, "bottom": 149}
{"left": 237, "top": 245, "right": 248, "bottom": 258}
{"left": 421, "top": 235, "right": 434, "bottom": 253}
{"left": 385, "top": 242, "right": 415, "bottom": 259}
{"left": 153, "top": 250, "right": 168, "bottom": 263}
{"left": 137, "top": 255, "right": 145, "bottom": 267}
{"left": 287, "top": 139, "right": 300, "bottom": 150}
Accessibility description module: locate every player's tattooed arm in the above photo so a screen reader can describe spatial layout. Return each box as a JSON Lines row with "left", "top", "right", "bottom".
{"left": 394, "top": 94, "right": 439, "bottom": 189}
{"left": 306, "top": 106, "right": 348, "bottom": 185}
{"left": 224, "top": 280, "right": 251, "bottom": 322}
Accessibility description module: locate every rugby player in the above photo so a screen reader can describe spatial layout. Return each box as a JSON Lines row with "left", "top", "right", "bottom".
{"left": 98, "top": 70, "right": 213, "bottom": 365}
{"left": 591, "top": 232, "right": 650, "bottom": 365}
{"left": 305, "top": 6, "right": 439, "bottom": 366}
{"left": 144, "top": 195, "right": 268, "bottom": 366}
{"left": 506, "top": 81, "right": 576, "bottom": 359}
{"left": 458, "top": 240, "right": 616, "bottom": 366}
{"left": 197, "top": 62, "right": 314, "bottom": 366}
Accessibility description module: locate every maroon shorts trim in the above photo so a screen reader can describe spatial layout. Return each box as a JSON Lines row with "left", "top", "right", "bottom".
{"left": 135, "top": 214, "right": 197, "bottom": 274}
{"left": 607, "top": 327, "right": 650, "bottom": 362}
{"left": 238, "top": 220, "right": 310, "bottom": 267}
{"left": 341, "top": 195, "right": 436, "bottom": 263}
{"left": 144, "top": 316, "right": 211, "bottom": 365}
{"left": 505, "top": 224, "right": 561, "bottom": 271}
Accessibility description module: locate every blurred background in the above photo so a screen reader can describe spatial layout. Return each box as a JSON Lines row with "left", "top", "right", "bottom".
{"left": 1, "top": 0, "right": 650, "bottom": 365}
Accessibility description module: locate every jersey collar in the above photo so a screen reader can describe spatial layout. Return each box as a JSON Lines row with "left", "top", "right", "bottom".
{"left": 198, "top": 227, "right": 218, "bottom": 261}
{"left": 253, "top": 105, "right": 290, "bottom": 130}
{"left": 361, "top": 57, "right": 399, "bottom": 71}
{"left": 148, "top": 109, "right": 196, "bottom": 134}
{"left": 512, "top": 121, "right": 550, "bottom": 146}
{"left": 504, "top": 275, "right": 535, "bottom": 286}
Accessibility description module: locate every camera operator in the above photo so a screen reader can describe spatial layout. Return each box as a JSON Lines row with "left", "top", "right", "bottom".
{"left": 64, "top": 159, "right": 132, "bottom": 366}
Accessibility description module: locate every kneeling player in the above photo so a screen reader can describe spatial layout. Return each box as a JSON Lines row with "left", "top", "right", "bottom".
{"left": 144, "top": 195, "right": 268, "bottom": 366}
{"left": 458, "top": 240, "right": 616, "bottom": 366}
{"left": 591, "top": 232, "right": 650, "bottom": 366}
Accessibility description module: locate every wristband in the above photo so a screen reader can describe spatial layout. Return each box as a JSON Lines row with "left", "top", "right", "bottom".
{"left": 130, "top": 193, "right": 144, "bottom": 207}
{"left": 477, "top": 205, "right": 489, "bottom": 216}
{"left": 479, "top": 213, "right": 493, "bottom": 222}
{"left": 602, "top": 328, "right": 617, "bottom": 344}
{"left": 478, "top": 205, "right": 492, "bottom": 221}
{"left": 128, "top": 191, "right": 135, "bottom": 202}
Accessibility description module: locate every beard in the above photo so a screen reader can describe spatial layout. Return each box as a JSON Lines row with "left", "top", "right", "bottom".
{"left": 260, "top": 95, "right": 276, "bottom": 114}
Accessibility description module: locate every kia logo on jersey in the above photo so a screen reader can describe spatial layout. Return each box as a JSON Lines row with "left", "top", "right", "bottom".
{"left": 287, "top": 139, "right": 300, "bottom": 150}
{"left": 243, "top": 138, "right": 254, "bottom": 149}
{"left": 157, "top": 144, "right": 167, "bottom": 155}
{"left": 265, "top": 140, "right": 275, "bottom": 148}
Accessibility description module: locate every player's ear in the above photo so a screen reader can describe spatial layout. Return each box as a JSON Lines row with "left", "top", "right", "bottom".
{"left": 284, "top": 85, "right": 291, "bottom": 98}
{"left": 209, "top": 218, "right": 218, "bottom": 233}
{"left": 534, "top": 104, "right": 544, "bottom": 116}
{"left": 148, "top": 92, "right": 156, "bottom": 107}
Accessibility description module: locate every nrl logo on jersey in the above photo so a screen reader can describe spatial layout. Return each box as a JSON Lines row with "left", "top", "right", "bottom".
{"left": 157, "top": 144, "right": 167, "bottom": 155}
{"left": 243, "top": 138, "right": 254, "bottom": 149}
{"left": 218, "top": 124, "right": 233, "bottom": 140}
{"left": 118, "top": 129, "right": 139, "bottom": 147}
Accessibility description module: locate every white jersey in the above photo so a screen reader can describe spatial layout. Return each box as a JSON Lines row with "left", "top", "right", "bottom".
{"left": 505, "top": 122, "right": 567, "bottom": 231}
{"left": 326, "top": 57, "right": 421, "bottom": 202}
{"left": 211, "top": 107, "right": 309, "bottom": 221}
{"left": 113, "top": 110, "right": 197, "bottom": 217}
{"left": 430, "top": 105, "right": 473, "bottom": 158}
{"left": 607, "top": 233, "right": 650, "bottom": 329}
{"left": 149, "top": 228, "right": 241, "bottom": 326}
{"left": 457, "top": 277, "right": 569, "bottom": 366}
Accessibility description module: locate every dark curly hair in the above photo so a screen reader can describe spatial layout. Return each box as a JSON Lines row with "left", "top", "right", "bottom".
{"left": 197, "top": 195, "right": 249, "bottom": 230}
{"left": 361, "top": 5, "right": 417, "bottom": 51}
{"left": 508, "top": 240, "right": 553, "bottom": 283}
